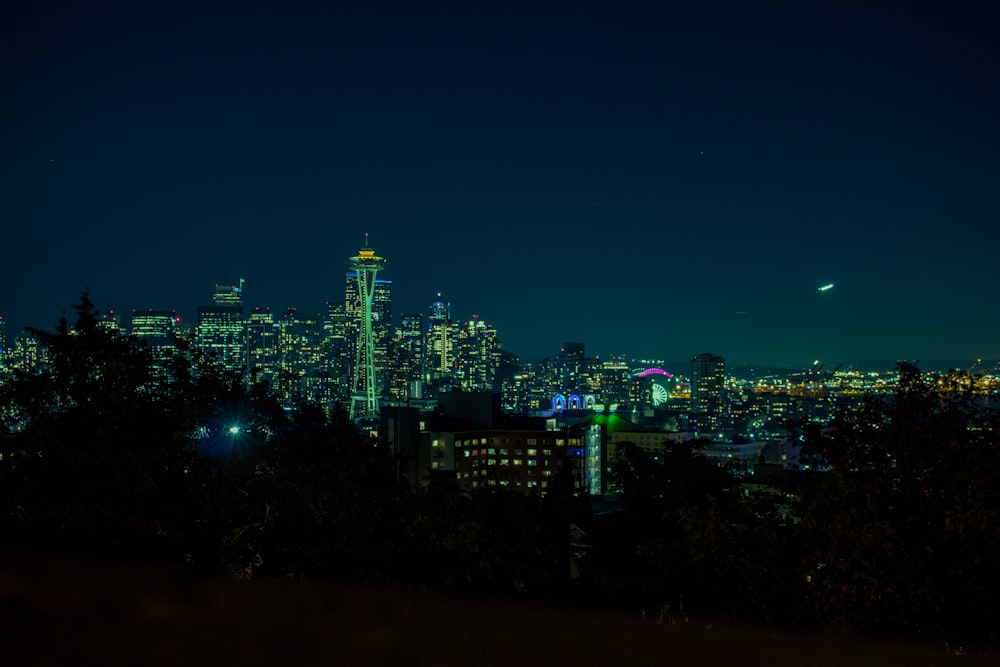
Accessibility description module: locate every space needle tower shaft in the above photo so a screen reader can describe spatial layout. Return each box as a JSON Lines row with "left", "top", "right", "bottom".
{"left": 348, "top": 234, "right": 387, "bottom": 420}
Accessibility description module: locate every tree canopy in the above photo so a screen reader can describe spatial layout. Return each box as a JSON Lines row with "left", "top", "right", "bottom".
{"left": 3, "top": 299, "right": 999, "bottom": 650}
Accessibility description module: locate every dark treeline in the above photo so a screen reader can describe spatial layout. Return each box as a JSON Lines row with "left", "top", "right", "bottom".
{"left": 2, "top": 295, "right": 998, "bottom": 651}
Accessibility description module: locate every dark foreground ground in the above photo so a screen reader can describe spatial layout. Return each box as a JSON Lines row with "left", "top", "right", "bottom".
{"left": 0, "top": 548, "right": 991, "bottom": 666}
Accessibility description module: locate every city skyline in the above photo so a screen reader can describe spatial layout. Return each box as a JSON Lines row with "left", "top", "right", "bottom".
{"left": 2, "top": 276, "right": 995, "bottom": 373}
{"left": 4, "top": 2, "right": 998, "bottom": 366}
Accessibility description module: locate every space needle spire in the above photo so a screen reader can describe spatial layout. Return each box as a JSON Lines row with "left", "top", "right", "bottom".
{"left": 347, "top": 233, "right": 387, "bottom": 420}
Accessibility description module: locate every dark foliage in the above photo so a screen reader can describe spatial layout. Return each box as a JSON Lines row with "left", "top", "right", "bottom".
{"left": 793, "top": 362, "right": 1000, "bottom": 645}
{"left": 3, "top": 299, "right": 999, "bottom": 649}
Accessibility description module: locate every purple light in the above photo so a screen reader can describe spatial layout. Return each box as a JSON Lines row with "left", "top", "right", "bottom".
{"left": 637, "top": 368, "right": 672, "bottom": 378}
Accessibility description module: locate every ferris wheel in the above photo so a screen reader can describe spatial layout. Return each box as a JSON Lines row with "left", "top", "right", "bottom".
{"left": 651, "top": 382, "right": 669, "bottom": 406}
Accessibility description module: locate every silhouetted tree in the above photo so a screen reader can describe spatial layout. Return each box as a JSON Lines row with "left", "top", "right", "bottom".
{"left": 795, "top": 362, "right": 1000, "bottom": 645}
{"left": 580, "top": 440, "right": 737, "bottom": 615}
{"left": 0, "top": 294, "right": 284, "bottom": 566}
{"left": 220, "top": 401, "right": 404, "bottom": 582}
{"left": 0, "top": 294, "right": 201, "bottom": 557}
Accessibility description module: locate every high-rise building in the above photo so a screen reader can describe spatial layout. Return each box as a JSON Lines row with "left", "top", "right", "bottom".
{"left": 196, "top": 281, "right": 245, "bottom": 372}
{"left": 213, "top": 280, "right": 244, "bottom": 307}
{"left": 4, "top": 333, "right": 46, "bottom": 374}
{"left": 346, "top": 235, "right": 387, "bottom": 419}
{"left": 323, "top": 301, "right": 351, "bottom": 397}
{"left": 246, "top": 307, "right": 279, "bottom": 385}
{"left": 427, "top": 319, "right": 457, "bottom": 385}
{"left": 690, "top": 352, "right": 726, "bottom": 431}
{"left": 539, "top": 343, "right": 598, "bottom": 411}
{"left": 97, "top": 310, "right": 122, "bottom": 332}
{"left": 600, "top": 355, "right": 631, "bottom": 410}
{"left": 393, "top": 312, "right": 425, "bottom": 400}
{"left": 277, "top": 306, "right": 327, "bottom": 403}
{"left": 131, "top": 309, "right": 181, "bottom": 377}
{"left": 456, "top": 315, "right": 500, "bottom": 391}
{"left": 429, "top": 294, "right": 449, "bottom": 323}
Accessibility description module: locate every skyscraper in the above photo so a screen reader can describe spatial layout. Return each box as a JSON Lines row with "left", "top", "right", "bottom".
{"left": 277, "top": 306, "right": 326, "bottom": 403}
{"left": 394, "top": 312, "right": 425, "bottom": 399}
{"left": 425, "top": 292, "right": 457, "bottom": 387}
{"left": 246, "top": 307, "right": 279, "bottom": 385}
{"left": 131, "top": 309, "right": 181, "bottom": 378}
{"left": 456, "top": 315, "right": 499, "bottom": 391}
{"left": 429, "top": 294, "right": 449, "bottom": 323}
{"left": 196, "top": 281, "right": 245, "bottom": 372}
{"left": 690, "top": 352, "right": 726, "bottom": 431}
{"left": 346, "top": 235, "right": 387, "bottom": 419}
{"left": 323, "top": 301, "right": 351, "bottom": 396}
{"left": 213, "top": 280, "right": 244, "bottom": 306}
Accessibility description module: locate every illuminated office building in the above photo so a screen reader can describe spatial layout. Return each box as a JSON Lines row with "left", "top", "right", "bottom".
{"left": 323, "top": 301, "right": 351, "bottom": 395}
{"left": 131, "top": 309, "right": 181, "bottom": 377}
{"left": 4, "top": 333, "right": 46, "bottom": 374}
{"left": 426, "top": 293, "right": 457, "bottom": 383}
{"left": 539, "top": 343, "right": 598, "bottom": 412}
{"left": 277, "top": 307, "right": 327, "bottom": 402}
{"left": 97, "top": 310, "right": 122, "bottom": 332}
{"left": 392, "top": 312, "right": 425, "bottom": 400}
{"left": 246, "top": 307, "right": 279, "bottom": 385}
{"left": 456, "top": 315, "right": 499, "bottom": 391}
{"left": 600, "top": 356, "right": 631, "bottom": 410}
{"left": 429, "top": 294, "right": 449, "bottom": 323}
{"left": 690, "top": 352, "right": 726, "bottom": 431}
{"left": 213, "top": 280, "right": 244, "bottom": 307}
{"left": 196, "top": 281, "right": 245, "bottom": 372}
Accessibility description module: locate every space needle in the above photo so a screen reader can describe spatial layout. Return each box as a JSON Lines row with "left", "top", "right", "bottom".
{"left": 347, "top": 234, "right": 387, "bottom": 420}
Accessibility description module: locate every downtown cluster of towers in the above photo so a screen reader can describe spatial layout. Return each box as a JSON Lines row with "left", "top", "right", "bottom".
{"left": 0, "top": 238, "right": 734, "bottom": 430}
{"left": 127, "top": 239, "right": 506, "bottom": 419}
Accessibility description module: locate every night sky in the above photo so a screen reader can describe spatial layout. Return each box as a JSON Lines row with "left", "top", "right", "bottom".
{"left": 3, "top": 1, "right": 998, "bottom": 366}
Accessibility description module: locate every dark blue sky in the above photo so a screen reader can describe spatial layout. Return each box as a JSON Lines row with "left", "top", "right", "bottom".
{"left": 3, "top": 1, "right": 998, "bottom": 365}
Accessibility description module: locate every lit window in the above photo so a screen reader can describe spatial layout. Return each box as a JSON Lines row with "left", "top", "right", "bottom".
{"left": 527, "top": 448, "right": 537, "bottom": 456}
{"left": 513, "top": 459, "right": 523, "bottom": 466}
{"left": 527, "top": 459, "right": 537, "bottom": 467}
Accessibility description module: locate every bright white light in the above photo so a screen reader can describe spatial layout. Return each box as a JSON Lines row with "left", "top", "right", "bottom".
{"left": 228, "top": 426, "right": 240, "bottom": 435}
{"left": 818, "top": 283, "right": 834, "bottom": 292}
